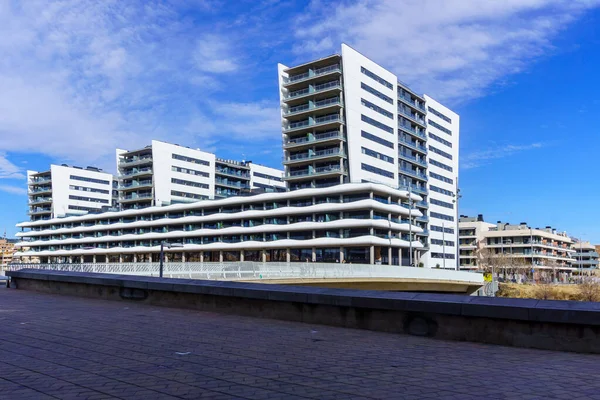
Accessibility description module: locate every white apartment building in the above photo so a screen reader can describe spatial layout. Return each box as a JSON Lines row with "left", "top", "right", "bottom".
{"left": 27, "top": 165, "right": 116, "bottom": 221}
{"left": 278, "top": 44, "right": 460, "bottom": 268}
{"left": 116, "top": 140, "right": 285, "bottom": 210}
{"left": 458, "top": 215, "right": 496, "bottom": 270}
{"left": 14, "top": 183, "right": 424, "bottom": 266}
{"left": 571, "top": 240, "right": 599, "bottom": 270}
{"left": 458, "top": 215, "right": 577, "bottom": 271}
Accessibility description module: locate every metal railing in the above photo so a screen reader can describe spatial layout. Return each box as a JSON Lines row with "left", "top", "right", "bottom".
{"left": 7, "top": 261, "right": 483, "bottom": 283}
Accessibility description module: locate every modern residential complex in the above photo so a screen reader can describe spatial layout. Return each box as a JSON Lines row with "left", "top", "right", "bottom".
{"left": 27, "top": 165, "right": 116, "bottom": 221}
{"left": 458, "top": 215, "right": 495, "bottom": 270}
{"left": 458, "top": 215, "right": 578, "bottom": 271}
{"left": 571, "top": 240, "right": 599, "bottom": 270}
{"left": 1, "top": 237, "right": 17, "bottom": 268}
{"left": 116, "top": 140, "right": 285, "bottom": 211}
{"left": 278, "top": 44, "right": 459, "bottom": 268}
{"left": 13, "top": 183, "right": 424, "bottom": 266}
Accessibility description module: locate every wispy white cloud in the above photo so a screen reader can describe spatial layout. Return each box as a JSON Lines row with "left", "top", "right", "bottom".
{"left": 293, "top": 0, "right": 600, "bottom": 102}
{"left": 461, "top": 142, "right": 546, "bottom": 169}
{"left": 193, "top": 34, "right": 239, "bottom": 73}
{"left": 0, "top": 185, "right": 27, "bottom": 195}
{"left": 0, "top": 154, "right": 25, "bottom": 180}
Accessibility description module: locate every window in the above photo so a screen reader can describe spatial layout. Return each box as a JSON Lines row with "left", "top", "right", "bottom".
{"left": 171, "top": 178, "right": 209, "bottom": 189}
{"left": 69, "top": 175, "right": 110, "bottom": 185}
{"left": 361, "top": 130, "right": 394, "bottom": 149}
{"left": 430, "top": 199, "right": 454, "bottom": 209}
{"left": 429, "top": 159, "right": 453, "bottom": 172}
{"left": 253, "top": 172, "right": 283, "bottom": 182}
{"left": 431, "top": 225, "right": 455, "bottom": 234}
{"left": 431, "top": 252, "right": 456, "bottom": 259}
{"left": 428, "top": 132, "right": 452, "bottom": 147}
{"left": 361, "top": 82, "right": 393, "bottom": 104}
{"left": 360, "top": 66, "right": 393, "bottom": 90}
{"left": 431, "top": 239, "right": 455, "bottom": 247}
{"left": 69, "top": 185, "right": 110, "bottom": 194}
{"left": 172, "top": 153, "right": 210, "bottom": 166}
{"left": 172, "top": 166, "right": 209, "bottom": 177}
{"left": 428, "top": 107, "right": 452, "bottom": 123}
{"left": 430, "top": 185, "right": 454, "bottom": 196}
{"left": 429, "top": 145, "right": 453, "bottom": 160}
{"left": 68, "top": 205, "right": 100, "bottom": 212}
{"left": 361, "top": 98, "right": 393, "bottom": 119}
{"left": 361, "top": 147, "right": 394, "bottom": 163}
{"left": 361, "top": 163, "right": 394, "bottom": 178}
{"left": 429, "top": 172, "right": 453, "bottom": 184}
{"left": 171, "top": 190, "right": 208, "bottom": 200}
{"left": 428, "top": 120, "right": 452, "bottom": 135}
{"left": 361, "top": 115, "right": 393, "bottom": 134}
{"left": 68, "top": 195, "right": 109, "bottom": 204}
{"left": 430, "top": 211, "right": 454, "bottom": 221}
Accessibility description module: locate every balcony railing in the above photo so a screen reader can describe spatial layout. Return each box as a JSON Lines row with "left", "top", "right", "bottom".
{"left": 29, "top": 197, "right": 52, "bottom": 204}
{"left": 398, "top": 92, "right": 426, "bottom": 111}
{"left": 119, "top": 180, "right": 152, "bottom": 189}
{"left": 398, "top": 107, "right": 426, "bottom": 125}
{"left": 121, "top": 168, "right": 153, "bottom": 177}
{"left": 399, "top": 167, "right": 428, "bottom": 180}
{"left": 120, "top": 193, "right": 153, "bottom": 201}
{"left": 285, "top": 97, "right": 342, "bottom": 116}
{"left": 121, "top": 155, "right": 152, "bottom": 165}
{"left": 398, "top": 122, "right": 426, "bottom": 139}
{"left": 286, "top": 165, "right": 342, "bottom": 178}
{"left": 29, "top": 186, "right": 52, "bottom": 193}
{"left": 285, "top": 64, "right": 341, "bottom": 85}
{"left": 284, "top": 114, "right": 341, "bottom": 132}
{"left": 286, "top": 148, "right": 344, "bottom": 162}
{"left": 29, "top": 177, "right": 52, "bottom": 185}
{"left": 286, "top": 81, "right": 341, "bottom": 99}
{"left": 284, "top": 130, "right": 342, "bottom": 146}
{"left": 399, "top": 138, "right": 427, "bottom": 153}
{"left": 398, "top": 152, "right": 427, "bottom": 166}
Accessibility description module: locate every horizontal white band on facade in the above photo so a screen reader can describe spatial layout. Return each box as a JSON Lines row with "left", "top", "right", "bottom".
{"left": 16, "top": 199, "right": 423, "bottom": 238}
{"left": 17, "top": 183, "right": 423, "bottom": 228}
{"left": 16, "top": 219, "right": 423, "bottom": 248}
{"left": 14, "top": 235, "right": 424, "bottom": 257}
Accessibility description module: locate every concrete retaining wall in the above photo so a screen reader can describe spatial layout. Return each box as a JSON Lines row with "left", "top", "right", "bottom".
{"left": 7, "top": 269, "right": 600, "bottom": 353}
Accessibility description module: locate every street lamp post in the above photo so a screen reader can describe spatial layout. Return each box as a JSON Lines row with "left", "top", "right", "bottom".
{"left": 442, "top": 222, "right": 446, "bottom": 269}
{"left": 453, "top": 186, "right": 461, "bottom": 271}
{"left": 159, "top": 241, "right": 184, "bottom": 278}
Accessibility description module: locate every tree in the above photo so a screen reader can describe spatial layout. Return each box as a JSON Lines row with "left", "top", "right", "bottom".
{"left": 578, "top": 277, "right": 600, "bottom": 302}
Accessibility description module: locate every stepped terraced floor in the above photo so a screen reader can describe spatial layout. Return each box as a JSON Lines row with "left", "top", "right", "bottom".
{"left": 0, "top": 287, "right": 599, "bottom": 400}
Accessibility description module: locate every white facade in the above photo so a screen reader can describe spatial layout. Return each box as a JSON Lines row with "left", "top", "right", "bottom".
{"left": 278, "top": 43, "right": 460, "bottom": 268}
{"left": 248, "top": 163, "right": 286, "bottom": 192}
{"left": 15, "top": 183, "right": 424, "bottom": 266}
{"left": 117, "top": 140, "right": 285, "bottom": 209}
{"left": 27, "top": 165, "right": 115, "bottom": 221}
{"left": 421, "top": 96, "right": 460, "bottom": 269}
{"left": 458, "top": 215, "right": 496, "bottom": 270}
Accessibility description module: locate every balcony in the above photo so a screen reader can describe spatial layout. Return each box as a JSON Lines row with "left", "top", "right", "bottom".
{"left": 284, "top": 130, "right": 343, "bottom": 149}
{"left": 398, "top": 152, "right": 427, "bottom": 167}
{"left": 120, "top": 193, "right": 153, "bottom": 203}
{"left": 120, "top": 155, "right": 153, "bottom": 167}
{"left": 285, "top": 165, "right": 343, "bottom": 180}
{"left": 398, "top": 107, "right": 426, "bottom": 127}
{"left": 415, "top": 201, "right": 428, "bottom": 209}
{"left": 399, "top": 167, "right": 428, "bottom": 181}
{"left": 121, "top": 167, "right": 153, "bottom": 178}
{"left": 215, "top": 179, "right": 250, "bottom": 189}
{"left": 284, "top": 80, "right": 342, "bottom": 101}
{"left": 399, "top": 138, "right": 427, "bottom": 154}
{"left": 284, "top": 113, "right": 342, "bottom": 133}
{"left": 398, "top": 91, "right": 426, "bottom": 111}
{"left": 284, "top": 64, "right": 341, "bottom": 87}
{"left": 399, "top": 184, "right": 428, "bottom": 195}
{"left": 284, "top": 148, "right": 344, "bottom": 165}
{"left": 284, "top": 97, "right": 342, "bottom": 118}
{"left": 29, "top": 186, "right": 52, "bottom": 194}
{"left": 119, "top": 180, "right": 153, "bottom": 190}
{"left": 28, "top": 176, "right": 52, "bottom": 185}
{"left": 416, "top": 215, "right": 429, "bottom": 222}
{"left": 215, "top": 168, "right": 250, "bottom": 179}
{"left": 29, "top": 197, "right": 52, "bottom": 205}
{"left": 29, "top": 207, "right": 52, "bottom": 215}
{"left": 398, "top": 121, "right": 426, "bottom": 139}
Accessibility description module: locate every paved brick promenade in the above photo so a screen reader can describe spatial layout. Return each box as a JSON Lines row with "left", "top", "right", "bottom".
{"left": 0, "top": 288, "right": 599, "bottom": 400}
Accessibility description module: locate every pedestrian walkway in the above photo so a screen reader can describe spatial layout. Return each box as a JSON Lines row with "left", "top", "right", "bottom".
{"left": 0, "top": 288, "right": 599, "bottom": 399}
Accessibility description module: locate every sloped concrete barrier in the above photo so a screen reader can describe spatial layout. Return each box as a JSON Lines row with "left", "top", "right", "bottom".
{"left": 7, "top": 269, "right": 600, "bottom": 353}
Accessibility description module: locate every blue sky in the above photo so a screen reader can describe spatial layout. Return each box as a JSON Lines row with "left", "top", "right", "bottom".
{"left": 1, "top": 0, "right": 599, "bottom": 241}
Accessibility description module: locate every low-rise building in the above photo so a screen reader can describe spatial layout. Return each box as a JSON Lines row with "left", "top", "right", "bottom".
{"left": 13, "top": 183, "right": 425, "bottom": 266}
{"left": 459, "top": 216, "right": 576, "bottom": 272}
{"left": 571, "top": 240, "right": 599, "bottom": 270}
{"left": 0, "top": 238, "right": 17, "bottom": 268}
{"left": 458, "top": 215, "right": 495, "bottom": 270}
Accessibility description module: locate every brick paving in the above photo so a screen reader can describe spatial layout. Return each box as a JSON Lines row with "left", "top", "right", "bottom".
{"left": 0, "top": 288, "right": 599, "bottom": 400}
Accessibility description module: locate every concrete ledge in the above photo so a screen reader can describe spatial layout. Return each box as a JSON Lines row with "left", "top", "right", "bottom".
{"left": 6, "top": 269, "right": 600, "bottom": 353}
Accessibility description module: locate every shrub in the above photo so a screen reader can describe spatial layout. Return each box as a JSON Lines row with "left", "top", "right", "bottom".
{"left": 577, "top": 278, "right": 600, "bottom": 302}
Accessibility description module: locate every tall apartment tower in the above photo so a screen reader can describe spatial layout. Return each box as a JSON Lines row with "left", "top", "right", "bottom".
{"left": 27, "top": 165, "right": 116, "bottom": 221}
{"left": 116, "top": 140, "right": 285, "bottom": 210}
{"left": 278, "top": 44, "right": 460, "bottom": 268}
